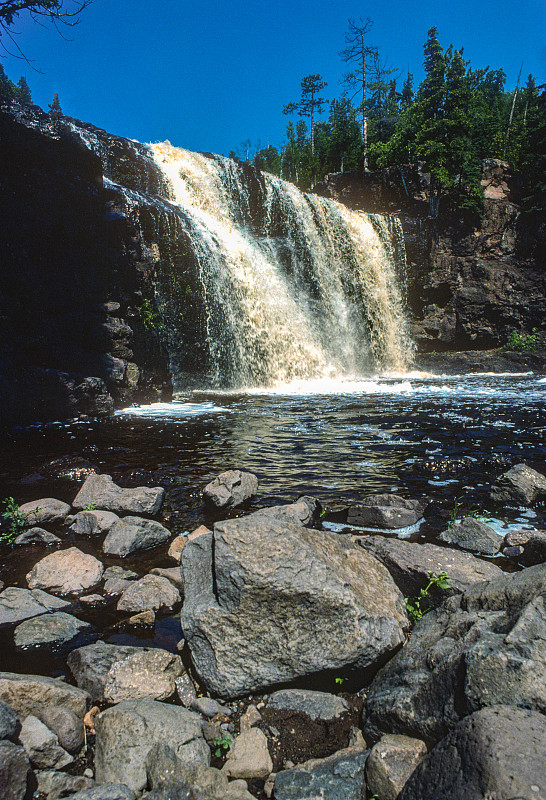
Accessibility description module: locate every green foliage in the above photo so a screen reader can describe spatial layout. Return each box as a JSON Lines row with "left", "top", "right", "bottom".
{"left": 48, "top": 92, "right": 62, "bottom": 115}
{"left": 1, "top": 497, "right": 26, "bottom": 543}
{"left": 405, "top": 571, "right": 451, "bottom": 624}
{"left": 138, "top": 299, "right": 159, "bottom": 330}
{"left": 503, "top": 328, "right": 540, "bottom": 353}
{"left": 83, "top": 502, "right": 97, "bottom": 511}
{"left": 334, "top": 676, "right": 346, "bottom": 686}
{"left": 212, "top": 734, "right": 231, "bottom": 758}
{"left": 0, "top": 63, "right": 32, "bottom": 103}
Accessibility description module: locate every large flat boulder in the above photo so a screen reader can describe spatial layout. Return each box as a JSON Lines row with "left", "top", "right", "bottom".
{"left": 72, "top": 474, "right": 165, "bottom": 516}
{"left": 26, "top": 548, "right": 104, "bottom": 596}
{"left": 18, "top": 499, "right": 71, "bottom": 528}
{"left": 102, "top": 517, "right": 171, "bottom": 557}
{"left": 347, "top": 494, "right": 425, "bottom": 530}
{"left": 0, "top": 673, "right": 90, "bottom": 719}
{"left": 0, "top": 588, "right": 70, "bottom": 627}
{"left": 438, "top": 516, "right": 503, "bottom": 555}
{"left": 14, "top": 612, "right": 93, "bottom": 651}
{"left": 181, "top": 516, "right": 408, "bottom": 698}
{"left": 203, "top": 470, "right": 258, "bottom": 509}
{"left": 267, "top": 690, "right": 348, "bottom": 721}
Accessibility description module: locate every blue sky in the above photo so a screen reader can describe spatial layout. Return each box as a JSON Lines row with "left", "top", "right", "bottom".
{"left": 2, "top": 0, "right": 545, "bottom": 156}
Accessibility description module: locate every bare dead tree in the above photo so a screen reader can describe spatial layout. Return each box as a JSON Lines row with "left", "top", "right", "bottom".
{"left": 340, "top": 16, "right": 378, "bottom": 169}
{"left": 0, "top": 1, "right": 92, "bottom": 65}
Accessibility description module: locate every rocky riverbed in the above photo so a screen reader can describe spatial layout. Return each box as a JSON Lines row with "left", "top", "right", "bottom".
{"left": 0, "top": 462, "right": 545, "bottom": 800}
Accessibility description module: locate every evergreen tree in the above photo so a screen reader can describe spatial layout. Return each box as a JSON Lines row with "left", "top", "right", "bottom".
{"left": 48, "top": 92, "right": 62, "bottom": 114}
{"left": 0, "top": 62, "right": 32, "bottom": 103}
{"left": 15, "top": 75, "right": 31, "bottom": 104}
{"left": 401, "top": 73, "right": 414, "bottom": 108}
{"left": 283, "top": 74, "right": 327, "bottom": 156}
{"left": 340, "top": 16, "right": 377, "bottom": 168}
{"left": 253, "top": 145, "right": 281, "bottom": 176}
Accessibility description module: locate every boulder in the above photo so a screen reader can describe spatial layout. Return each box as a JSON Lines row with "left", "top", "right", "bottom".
{"left": 102, "top": 566, "right": 138, "bottom": 581}
{"left": 37, "top": 706, "right": 84, "bottom": 754}
{"left": 18, "top": 499, "right": 71, "bottom": 528}
{"left": 0, "top": 740, "right": 30, "bottom": 800}
{"left": 491, "top": 463, "right": 546, "bottom": 506}
{"left": 504, "top": 528, "right": 546, "bottom": 566}
{"left": 437, "top": 516, "right": 503, "bottom": 555}
{"left": 35, "top": 771, "right": 94, "bottom": 800}
{"left": 14, "top": 612, "right": 93, "bottom": 651}
{"left": 102, "top": 516, "right": 171, "bottom": 557}
{"left": 249, "top": 498, "right": 319, "bottom": 527}
{"left": 221, "top": 728, "right": 272, "bottom": 780}
{"left": 267, "top": 690, "right": 348, "bottom": 721}
{"left": 398, "top": 705, "right": 546, "bottom": 800}
{"left": 26, "top": 548, "right": 104, "bottom": 595}
{"left": 145, "top": 743, "right": 230, "bottom": 798}
{"left": 150, "top": 567, "right": 184, "bottom": 592}
{"left": 273, "top": 747, "right": 369, "bottom": 800}
{"left": 181, "top": 518, "right": 407, "bottom": 698}
{"left": 13, "top": 528, "right": 62, "bottom": 546}
{"left": 365, "top": 734, "right": 427, "bottom": 800}
{"left": 68, "top": 510, "right": 119, "bottom": 536}
{"left": 0, "top": 673, "right": 90, "bottom": 719}
{"left": 61, "top": 787, "right": 135, "bottom": 800}
{"left": 0, "top": 587, "right": 70, "bottom": 627}
{"left": 203, "top": 470, "right": 258, "bottom": 509}
{"left": 18, "top": 714, "right": 73, "bottom": 770}
{"left": 0, "top": 703, "right": 18, "bottom": 743}
{"left": 94, "top": 700, "right": 209, "bottom": 794}
{"left": 364, "top": 564, "right": 546, "bottom": 746}
{"left": 73, "top": 473, "right": 165, "bottom": 516}
{"left": 117, "top": 574, "right": 181, "bottom": 614}
{"left": 347, "top": 494, "right": 425, "bottom": 529}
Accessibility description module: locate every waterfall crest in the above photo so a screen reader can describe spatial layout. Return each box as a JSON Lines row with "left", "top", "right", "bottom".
{"left": 150, "top": 142, "right": 413, "bottom": 391}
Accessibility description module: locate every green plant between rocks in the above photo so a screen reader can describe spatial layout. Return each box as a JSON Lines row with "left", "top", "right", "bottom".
{"left": 1, "top": 497, "right": 27, "bottom": 543}
{"left": 405, "top": 571, "right": 451, "bottom": 624}
{"left": 503, "top": 328, "right": 540, "bottom": 353}
{"left": 212, "top": 734, "right": 231, "bottom": 758}
{"left": 83, "top": 502, "right": 97, "bottom": 511}
{"left": 137, "top": 298, "right": 159, "bottom": 330}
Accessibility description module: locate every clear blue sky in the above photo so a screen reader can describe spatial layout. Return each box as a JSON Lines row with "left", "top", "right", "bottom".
{"left": 2, "top": 0, "right": 544, "bottom": 157}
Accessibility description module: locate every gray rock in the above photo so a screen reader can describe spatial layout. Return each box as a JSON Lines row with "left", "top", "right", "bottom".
{"left": 18, "top": 499, "right": 71, "bottom": 528}
{"left": 0, "top": 740, "right": 30, "bottom": 800}
{"left": 203, "top": 470, "right": 258, "bottom": 509}
{"left": 14, "top": 612, "right": 93, "bottom": 651}
{"left": 273, "top": 747, "right": 369, "bottom": 800}
{"left": 26, "top": 548, "right": 104, "bottom": 596}
{"left": 181, "top": 518, "right": 407, "bottom": 698}
{"left": 347, "top": 494, "right": 425, "bottom": 529}
{"left": 221, "top": 728, "right": 272, "bottom": 780}
{"left": 62, "top": 787, "right": 135, "bottom": 800}
{"left": 67, "top": 641, "right": 183, "bottom": 704}
{"left": 189, "top": 697, "right": 230, "bottom": 719}
{"left": 37, "top": 707, "right": 84, "bottom": 753}
{"left": 0, "top": 673, "right": 90, "bottom": 719}
{"left": 73, "top": 473, "right": 165, "bottom": 516}
{"left": 13, "top": 528, "right": 61, "bottom": 546}
{"left": 267, "top": 690, "right": 348, "bottom": 720}
{"left": 0, "top": 702, "right": 18, "bottom": 741}
{"left": 249, "top": 498, "right": 318, "bottom": 527}
{"left": 102, "top": 566, "right": 138, "bottom": 581}
{"left": 365, "top": 734, "right": 427, "bottom": 800}
{"left": 175, "top": 673, "right": 197, "bottom": 708}
{"left": 438, "top": 516, "right": 503, "bottom": 555}
{"left": 504, "top": 528, "right": 546, "bottom": 566}
{"left": 103, "top": 516, "right": 171, "bottom": 557}
{"left": 94, "top": 700, "right": 209, "bottom": 794}
{"left": 117, "top": 575, "right": 180, "bottom": 614}
{"left": 35, "top": 771, "right": 94, "bottom": 800}
{"left": 364, "top": 564, "right": 546, "bottom": 746}
{"left": 398, "top": 705, "right": 546, "bottom": 800}
{"left": 145, "top": 743, "right": 229, "bottom": 798}
{"left": 68, "top": 510, "right": 120, "bottom": 536}
{"left": 491, "top": 462, "right": 546, "bottom": 507}
{"left": 0, "top": 587, "right": 71, "bottom": 627}
{"left": 19, "top": 715, "right": 73, "bottom": 770}
{"left": 103, "top": 578, "right": 133, "bottom": 596}
{"left": 79, "top": 594, "right": 106, "bottom": 607}
{"left": 150, "top": 567, "right": 184, "bottom": 592}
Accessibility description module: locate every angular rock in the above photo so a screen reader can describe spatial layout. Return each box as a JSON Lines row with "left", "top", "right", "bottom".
{"left": 167, "top": 535, "right": 188, "bottom": 562}
{"left": 348, "top": 494, "right": 425, "bottom": 529}
{"left": 221, "top": 728, "right": 272, "bottom": 780}
{"left": 61, "top": 787, "right": 135, "bottom": 800}
{"left": 365, "top": 734, "right": 427, "bottom": 800}
{"left": 145, "top": 743, "right": 228, "bottom": 797}
{"left": 398, "top": 705, "right": 546, "bottom": 800}
{"left": 267, "top": 690, "right": 348, "bottom": 721}
{"left": 0, "top": 587, "right": 70, "bottom": 627}
{"left": 102, "top": 516, "right": 171, "bottom": 557}
{"left": 0, "top": 673, "right": 90, "bottom": 719}
{"left": 126, "top": 610, "right": 155, "bottom": 628}
{"left": 35, "top": 771, "right": 94, "bottom": 800}
{"left": 491, "top": 463, "right": 546, "bottom": 506}
{"left": 203, "top": 470, "right": 258, "bottom": 509}
{"left": 13, "top": 528, "right": 61, "bottom": 546}
{"left": 273, "top": 747, "right": 369, "bottom": 800}
{"left": 94, "top": 700, "right": 209, "bottom": 794}
{"left": 438, "top": 516, "right": 503, "bottom": 555}
{"left": 189, "top": 697, "right": 230, "bottom": 719}
{"left": 0, "top": 740, "right": 30, "bottom": 800}
{"left": 68, "top": 510, "right": 120, "bottom": 536}
{"left": 67, "top": 641, "right": 183, "bottom": 704}
{"left": 103, "top": 578, "right": 133, "bottom": 596}
{"left": 364, "top": 564, "right": 546, "bottom": 746}
{"left": 19, "top": 499, "right": 71, "bottom": 528}
{"left": 249, "top": 498, "right": 318, "bottom": 527}
{"left": 14, "top": 612, "right": 93, "bottom": 651}
{"left": 0, "top": 702, "right": 18, "bottom": 742}
{"left": 26, "top": 548, "right": 104, "bottom": 596}
{"left": 19, "top": 715, "right": 73, "bottom": 770}
{"left": 73, "top": 473, "right": 165, "bottom": 516}
{"left": 117, "top": 574, "right": 180, "bottom": 614}
{"left": 102, "top": 566, "right": 138, "bottom": 581}
{"left": 37, "top": 707, "right": 84, "bottom": 754}
{"left": 504, "top": 528, "right": 546, "bottom": 566}
{"left": 175, "top": 673, "right": 197, "bottom": 708}
{"left": 150, "top": 567, "right": 184, "bottom": 592}
{"left": 182, "top": 520, "right": 407, "bottom": 698}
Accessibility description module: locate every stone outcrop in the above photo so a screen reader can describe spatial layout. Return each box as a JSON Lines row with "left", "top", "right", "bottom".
{"left": 203, "top": 470, "right": 258, "bottom": 509}
{"left": 0, "top": 673, "right": 90, "bottom": 719}
{"left": 26, "top": 548, "right": 104, "bottom": 596}
{"left": 73, "top": 473, "right": 165, "bottom": 516}
{"left": 0, "top": 588, "right": 71, "bottom": 627}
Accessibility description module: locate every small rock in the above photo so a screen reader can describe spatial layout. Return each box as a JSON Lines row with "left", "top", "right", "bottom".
{"left": 69, "top": 510, "right": 120, "bottom": 536}
{"left": 189, "top": 697, "right": 230, "bottom": 719}
{"left": 273, "top": 747, "right": 369, "bottom": 800}
{"left": 491, "top": 463, "right": 546, "bottom": 507}
{"left": 73, "top": 473, "right": 165, "bottom": 516}
{"left": 0, "top": 701, "right": 19, "bottom": 741}
{"left": 221, "top": 728, "right": 272, "bottom": 780}
{"left": 37, "top": 706, "right": 85, "bottom": 754}
{"left": 59, "top": 786, "right": 135, "bottom": 800}
{"left": 167, "top": 535, "right": 187, "bottom": 562}
{"left": 19, "top": 715, "right": 73, "bottom": 770}
{"left": 79, "top": 594, "right": 106, "bottom": 607}
{"left": 18, "top": 499, "right": 71, "bottom": 528}
{"left": 150, "top": 567, "right": 184, "bottom": 592}
{"left": 174, "top": 673, "right": 197, "bottom": 708}
{"left": 103, "top": 578, "right": 133, "bottom": 596}
{"left": 103, "top": 516, "right": 171, "bottom": 557}
{"left": 14, "top": 612, "right": 93, "bottom": 651}
{"left": 365, "top": 734, "right": 428, "bottom": 800}
{"left": 438, "top": 517, "right": 503, "bottom": 555}
{"left": 187, "top": 525, "right": 212, "bottom": 541}
{"left": 26, "top": 548, "right": 104, "bottom": 596}
{"left": 239, "top": 705, "right": 261, "bottom": 732}
{"left": 103, "top": 566, "right": 139, "bottom": 581}
{"left": 348, "top": 494, "right": 425, "bottom": 529}
{"left": 203, "top": 470, "right": 258, "bottom": 509}
{"left": 117, "top": 575, "right": 180, "bottom": 614}
{"left": 126, "top": 610, "right": 155, "bottom": 628}
{"left": 13, "top": 528, "right": 62, "bottom": 546}
{"left": 267, "top": 689, "right": 348, "bottom": 720}
{"left": 0, "top": 740, "right": 30, "bottom": 800}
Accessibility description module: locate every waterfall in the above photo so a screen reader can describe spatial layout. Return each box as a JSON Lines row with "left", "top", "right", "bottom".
{"left": 149, "top": 141, "right": 413, "bottom": 391}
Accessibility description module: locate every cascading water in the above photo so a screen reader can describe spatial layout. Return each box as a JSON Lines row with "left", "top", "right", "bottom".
{"left": 149, "top": 141, "right": 413, "bottom": 391}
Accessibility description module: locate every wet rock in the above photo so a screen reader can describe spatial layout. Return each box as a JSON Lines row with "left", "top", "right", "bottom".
{"left": 126, "top": 610, "right": 155, "bottom": 628}
{"left": 0, "top": 702, "right": 19, "bottom": 741}
{"left": 102, "top": 516, "right": 171, "bottom": 557}
{"left": 35, "top": 771, "right": 94, "bottom": 800}
{"left": 398, "top": 705, "right": 546, "bottom": 800}
{"left": 79, "top": 594, "right": 106, "bottom": 607}
{"left": 347, "top": 494, "right": 425, "bottom": 529}
{"left": 103, "top": 577, "right": 133, "bottom": 596}
{"left": 68, "top": 510, "right": 119, "bottom": 536}
{"left": 0, "top": 672, "right": 90, "bottom": 719}
{"left": 19, "top": 714, "right": 73, "bottom": 770}
{"left": 189, "top": 697, "right": 230, "bottom": 719}
{"left": 437, "top": 516, "right": 503, "bottom": 555}
{"left": 0, "top": 740, "right": 30, "bottom": 800}
{"left": 0, "top": 587, "right": 71, "bottom": 626}
{"left": 117, "top": 574, "right": 180, "bottom": 614}
{"left": 267, "top": 690, "right": 348, "bottom": 721}
{"left": 273, "top": 747, "right": 369, "bottom": 800}
{"left": 26, "top": 548, "right": 104, "bottom": 596}
{"left": 67, "top": 641, "right": 183, "bottom": 704}
{"left": 364, "top": 564, "right": 546, "bottom": 745}
{"left": 365, "top": 734, "right": 427, "bottom": 800}
{"left": 250, "top": 498, "right": 319, "bottom": 527}
{"left": 221, "top": 728, "right": 272, "bottom": 780}
{"left": 203, "top": 470, "right": 258, "bottom": 509}
{"left": 37, "top": 707, "right": 84, "bottom": 754}
{"left": 73, "top": 473, "right": 165, "bottom": 516}
{"left": 19, "top": 499, "right": 71, "bottom": 528}
{"left": 504, "top": 528, "right": 546, "bottom": 566}
{"left": 41, "top": 456, "right": 96, "bottom": 485}
{"left": 181, "top": 519, "right": 407, "bottom": 698}
{"left": 61, "top": 786, "right": 135, "bottom": 800}
{"left": 102, "top": 566, "right": 138, "bottom": 581}
{"left": 150, "top": 566, "right": 184, "bottom": 592}
{"left": 14, "top": 612, "right": 93, "bottom": 651}
{"left": 94, "top": 700, "right": 209, "bottom": 794}
{"left": 491, "top": 463, "right": 546, "bottom": 507}
{"left": 13, "top": 528, "right": 62, "bottom": 546}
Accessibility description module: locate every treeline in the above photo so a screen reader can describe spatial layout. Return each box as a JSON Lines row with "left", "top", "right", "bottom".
{"left": 235, "top": 25, "right": 545, "bottom": 220}
{"left": 0, "top": 63, "right": 32, "bottom": 103}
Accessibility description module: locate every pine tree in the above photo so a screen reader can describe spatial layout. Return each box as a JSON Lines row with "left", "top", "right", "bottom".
{"left": 48, "top": 92, "right": 62, "bottom": 115}
{"left": 340, "top": 17, "right": 377, "bottom": 168}
{"left": 16, "top": 76, "right": 31, "bottom": 104}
